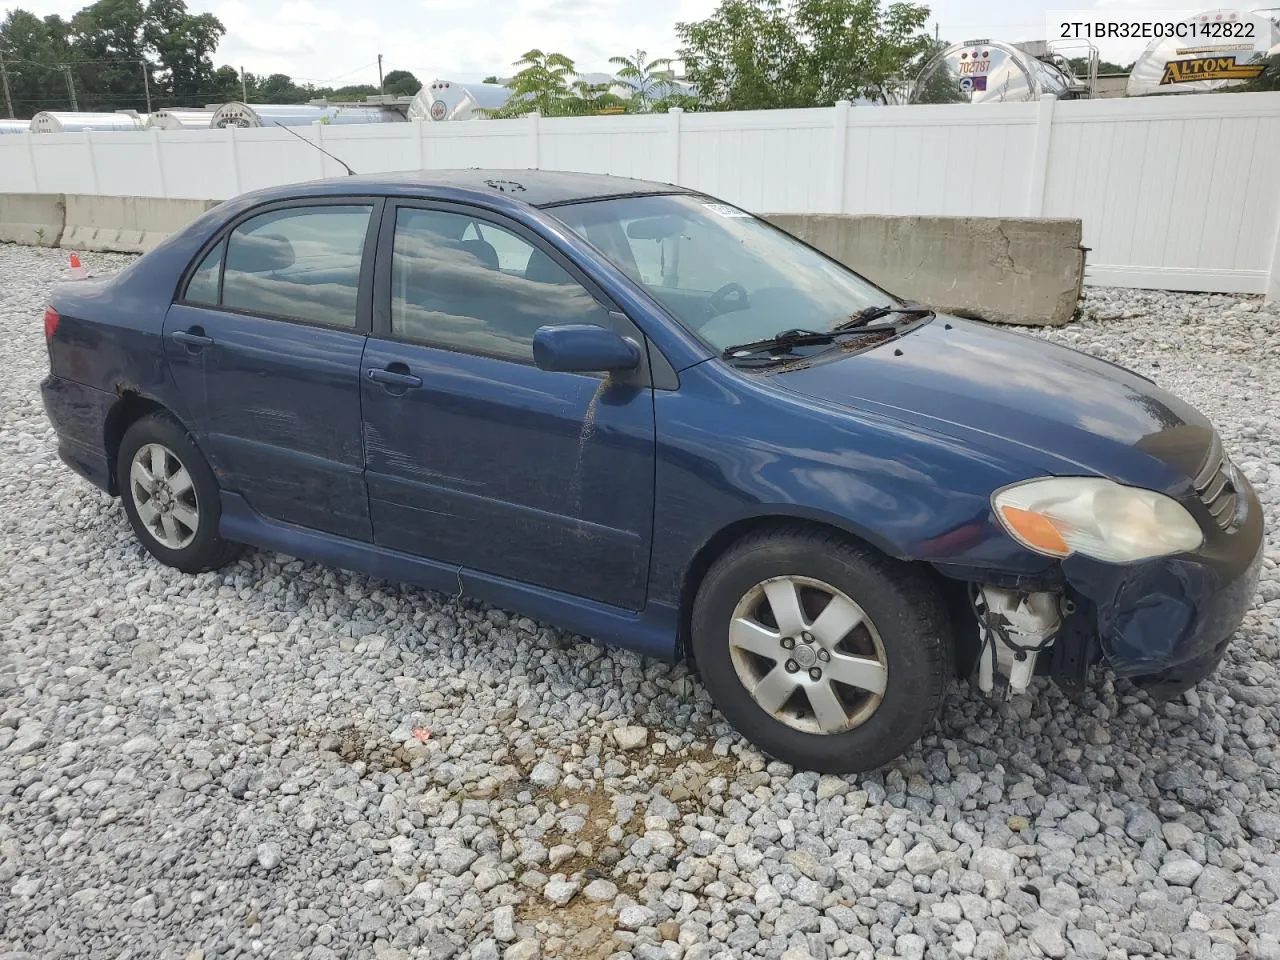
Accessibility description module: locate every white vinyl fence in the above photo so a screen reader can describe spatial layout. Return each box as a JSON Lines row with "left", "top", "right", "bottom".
{"left": 3, "top": 93, "right": 1279, "bottom": 298}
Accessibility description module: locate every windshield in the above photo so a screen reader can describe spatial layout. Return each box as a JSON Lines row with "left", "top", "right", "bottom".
{"left": 550, "top": 194, "right": 897, "bottom": 353}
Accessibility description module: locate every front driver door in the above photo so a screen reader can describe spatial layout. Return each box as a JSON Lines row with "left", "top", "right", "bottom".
{"left": 360, "top": 202, "right": 656, "bottom": 611}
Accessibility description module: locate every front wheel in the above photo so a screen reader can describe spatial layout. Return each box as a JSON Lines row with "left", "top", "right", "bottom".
{"left": 691, "top": 527, "right": 951, "bottom": 773}
{"left": 117, "top": 412, "right": 240, "bottom": 573}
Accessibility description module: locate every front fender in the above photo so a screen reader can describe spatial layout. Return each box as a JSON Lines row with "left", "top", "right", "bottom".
{"left": 649, "top": 360, "right": 1058, "bottom": 606}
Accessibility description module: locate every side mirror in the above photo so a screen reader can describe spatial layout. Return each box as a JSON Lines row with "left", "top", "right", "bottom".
{"left": 533, "top": 324, "right": 641, "bottom": 374}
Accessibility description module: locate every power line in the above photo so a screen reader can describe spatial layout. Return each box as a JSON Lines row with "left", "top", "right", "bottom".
{"left": 291, "top": 61, "right": 378, "bottom": 85}
{"left": 1, "top": 56, "right": 160, "bottom": 65}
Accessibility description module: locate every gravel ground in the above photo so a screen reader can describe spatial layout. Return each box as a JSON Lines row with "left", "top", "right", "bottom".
{"left": 1, "top": 243, "right": 1279, "bottom": 960}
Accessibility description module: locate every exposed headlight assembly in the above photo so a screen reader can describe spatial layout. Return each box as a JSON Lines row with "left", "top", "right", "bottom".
{"left": 992, "top": 477, "right": 1203, "bottom": 563}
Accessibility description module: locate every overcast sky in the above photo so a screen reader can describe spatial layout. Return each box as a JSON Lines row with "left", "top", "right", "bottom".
{"left": 8, "top": 0, "right": 1257, "bottom": 86}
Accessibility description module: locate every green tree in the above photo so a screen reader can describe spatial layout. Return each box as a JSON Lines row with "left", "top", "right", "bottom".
{"left": 676, "top": 0, "right": 816, "bottom": 110}
{"left": 1242, "top": 53, "right": 1280, "bottom": 92}
{"left": 677, "top": 0, "right": 932, "bottom": 110}
{"left": 143, "top": 0, "right": 223, "bottom": 106}
{"left": 1067, "top": 56, "right": 1133, "bottom": 76}
{"left": 484, "top": 49, "right": 580, "bottom": 117}
{"left": 0, "top": 9, "right": 74, "bottom": 116}
{"left": 608, "top": 49, "right": 674, "bottom": 111}
{"left": 207, "top": 63, "right": 247, "bottom": 102}
{"left": 329, "top": 83, "right": 379, "bottom": 100}
{"left": 800, "top": 0, "right": 932, "bottom": 103}
{"left": 481, "top": 74, "right": 500, "bottom": 84}
{"left": 382, "top": 69, "right": 420, "bottom": 96}
{"left": 257, "top": 72, "right": 304, "bottom": 102}
{"left": 568, "top": 78, "right": 628, "bottom": 114}
{"left": 67, "top": 0, "right": 150, "bottom": 112}
{"left": 1, "top": 0, "right": 228, "bottom": 114}
{"left": 651, "top": 91, "right": 701, "bottom": 111}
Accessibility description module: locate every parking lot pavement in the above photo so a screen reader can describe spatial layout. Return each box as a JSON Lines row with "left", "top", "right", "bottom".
{"left": 2, "top": 243, "right": 1279, "bottom": 959}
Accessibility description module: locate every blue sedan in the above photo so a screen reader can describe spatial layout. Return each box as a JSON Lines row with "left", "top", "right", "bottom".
{"left": 40, "top": 171, "right": 1263, "bottom": 772}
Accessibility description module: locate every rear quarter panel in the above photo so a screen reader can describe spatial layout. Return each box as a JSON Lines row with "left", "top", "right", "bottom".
{"left": 47, "top": 205, "right": 234, "bottom": 419}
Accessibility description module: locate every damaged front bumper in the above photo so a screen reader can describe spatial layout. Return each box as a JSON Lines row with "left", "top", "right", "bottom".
{"left": 958, "top": 469, "right": 1264, "bottom": 700}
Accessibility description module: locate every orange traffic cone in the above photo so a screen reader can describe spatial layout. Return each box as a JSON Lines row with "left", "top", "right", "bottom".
{"left": 68, "top": 252, "right": 88, "bottom": 280}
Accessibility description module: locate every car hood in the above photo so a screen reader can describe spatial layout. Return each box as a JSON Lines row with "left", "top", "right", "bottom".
{"left": 766, "top": 317, "right": 1214, "bottom": 492}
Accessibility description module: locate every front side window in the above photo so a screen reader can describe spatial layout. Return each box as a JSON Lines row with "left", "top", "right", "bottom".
{"left": 218, "top": 205, "right": 373, "bottom": 328}
{"left": 390, "top": 208, "right": 609, "bottom": 363}
{"left": 550, "top": 194, "right": 896, "bottom": 353}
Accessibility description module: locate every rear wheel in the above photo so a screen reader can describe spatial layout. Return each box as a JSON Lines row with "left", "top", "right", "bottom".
{"left": 117, "top": 412, "right": 240, "bottom": 573}
{"left": 691, "top": 526, "right": 951, "bottom": 773}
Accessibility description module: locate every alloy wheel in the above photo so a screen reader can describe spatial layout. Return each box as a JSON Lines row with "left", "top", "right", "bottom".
{"left": 129, "top": 442, "right": 200, "bottom": 550}
{"left": 728, "top": 575, "right": 888, "bottom": 735}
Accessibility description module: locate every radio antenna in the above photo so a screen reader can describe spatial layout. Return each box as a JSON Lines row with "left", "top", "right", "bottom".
{"left": 270, "top": 120, "right": 358, "bottom": 176}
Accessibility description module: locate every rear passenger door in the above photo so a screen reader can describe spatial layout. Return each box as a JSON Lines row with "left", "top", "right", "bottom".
{"left": 164, "top": 199, "right": 380, "bottom": 541}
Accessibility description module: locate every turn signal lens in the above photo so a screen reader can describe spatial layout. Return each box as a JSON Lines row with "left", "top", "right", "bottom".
{"left": 43, "top": 305, "right": 59, "bottom": 341}
{"left": 997, "top": 505, "right": 1071, "bottom": 557}
{"left": 993, "top": 477, "right": 1203, "bottom": 563}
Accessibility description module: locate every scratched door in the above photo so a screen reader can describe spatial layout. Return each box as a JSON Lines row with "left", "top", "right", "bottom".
{"left": 162, "top": 201, "right": 377, "bottom": 542}
{"left": 360, "top": 204, "right": 656, "bottom": 611}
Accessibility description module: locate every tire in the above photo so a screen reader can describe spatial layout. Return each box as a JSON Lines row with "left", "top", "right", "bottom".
{"left": 116, "top": 411, "right": 240, "bottom": 573}
{"left": 691, "top": 526, "right": 951, "bottom": 774}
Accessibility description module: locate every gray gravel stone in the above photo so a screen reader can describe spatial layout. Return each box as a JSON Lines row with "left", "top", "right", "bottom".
{"left": 504, "top": 941, "right": 539, "bottom": 960}
{"left": 492, "top": 905, "right": 516, "bottom": 942}
{"left": 617, "top": 905, "right": 656, "bottom": 931}
{"left": 612, "top": 725, "right": 649, "bottom": 750}
{"left": 1067, "top": 928, "right": 1107, "bottom": 960}
{"left": 1125, "top": 806, "right": 1163, "bottom": 842}
{"left": 529, "top": 759, "right": 560, "bottom": 789}
{"left": 1031, "top": 922, "right": 1067, "bottom": 959}
{"left": 439, "top": 847, "right": 478, "bottom": 877}
{"left": 542, "top": 877, "right": 578, "bottom": 905}
{"left": 1193, "top": 865, "right": 1242, "bottom": 903}
{"left": 1249, "top": 811, "right": 1280, "bottom": 841}
{"left": 904, "top": 841, "right": 940, "bottom": 875}
{"left": 1159, "top": 856, "right": 1204, "bottom": 886}
{"left": 255, "top": 841, "right": 282, "bottom": 871}
{"left": 583, "top": 878, "right": 618, "bottom": 901}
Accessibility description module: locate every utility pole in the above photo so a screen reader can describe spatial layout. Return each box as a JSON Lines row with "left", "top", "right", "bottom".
{"left": 140, "top": 60, "right": 152, "bottom": 114}
{"left": 63, "top": 64, "right": 79, "bottom": 112}
{"left": 240, "top": 65, "right": 248, "bottom": 102}
{"left": 377, "top": 53, "right": 384, "bottom": 96}
{"left": 0, "top": 53, "right": 14, "bottom": 119}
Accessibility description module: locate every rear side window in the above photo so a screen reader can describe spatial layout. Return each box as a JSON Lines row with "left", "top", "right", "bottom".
{"left": 185, "top": 243, "right": 222, "bottom": 305}
{"left": 214, "top": 205, "right": 373, "bottom": 328}
{"left": 390, "top": 208, "right": 609, "bottom": 362}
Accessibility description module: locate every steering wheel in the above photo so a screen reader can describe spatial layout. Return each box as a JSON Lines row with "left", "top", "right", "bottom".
{"left": 707, "top": 282, "right": 750, "bottom": 317}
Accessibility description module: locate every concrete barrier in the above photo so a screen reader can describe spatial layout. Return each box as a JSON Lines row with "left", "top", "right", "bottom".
{"left": 768, "top": 214, "right": 1086, "bottom": 326}
{"left": 0, "top": 193, "right": 66, "bottom": 246}
{"left": 61, "top": 195, "right": 217, "bottom": 253}
{"left": 3, "top": 194, "right": 1085, "bottom": 325}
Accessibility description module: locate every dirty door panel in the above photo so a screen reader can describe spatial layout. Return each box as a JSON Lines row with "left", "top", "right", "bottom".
{"left": 361, "top": 343, "right": 655, "bottom": 610}
{"left": 162, "top": 202, "right": 378, "bottom": 541}
{"left": 362, "top": 203, "right": 655, "bottom": 610}
{"left": 165, "top": 304, "right": 371, "bottom": 540}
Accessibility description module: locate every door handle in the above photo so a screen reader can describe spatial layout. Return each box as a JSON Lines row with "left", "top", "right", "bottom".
{"left": 171, "top": 329, "right": 213, "bottom": 349}
{"left": 367, "top": 367, "right": 422, "bottom": 389}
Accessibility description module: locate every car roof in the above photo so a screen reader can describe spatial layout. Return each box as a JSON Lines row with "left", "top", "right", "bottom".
{"left": 251, "top": 169, "right": 693, "bottom": 209}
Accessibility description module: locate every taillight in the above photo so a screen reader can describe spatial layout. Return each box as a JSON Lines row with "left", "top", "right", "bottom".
{"left": 44, "top": 305, "right": 59, "bottom": 341}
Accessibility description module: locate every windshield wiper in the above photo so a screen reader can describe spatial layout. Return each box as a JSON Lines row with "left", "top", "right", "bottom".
{"left": 722, "top": 328, "right": 835, "bottom": 358}
{"left": 835, "top": 302, "right": 934, "bottom": 331}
